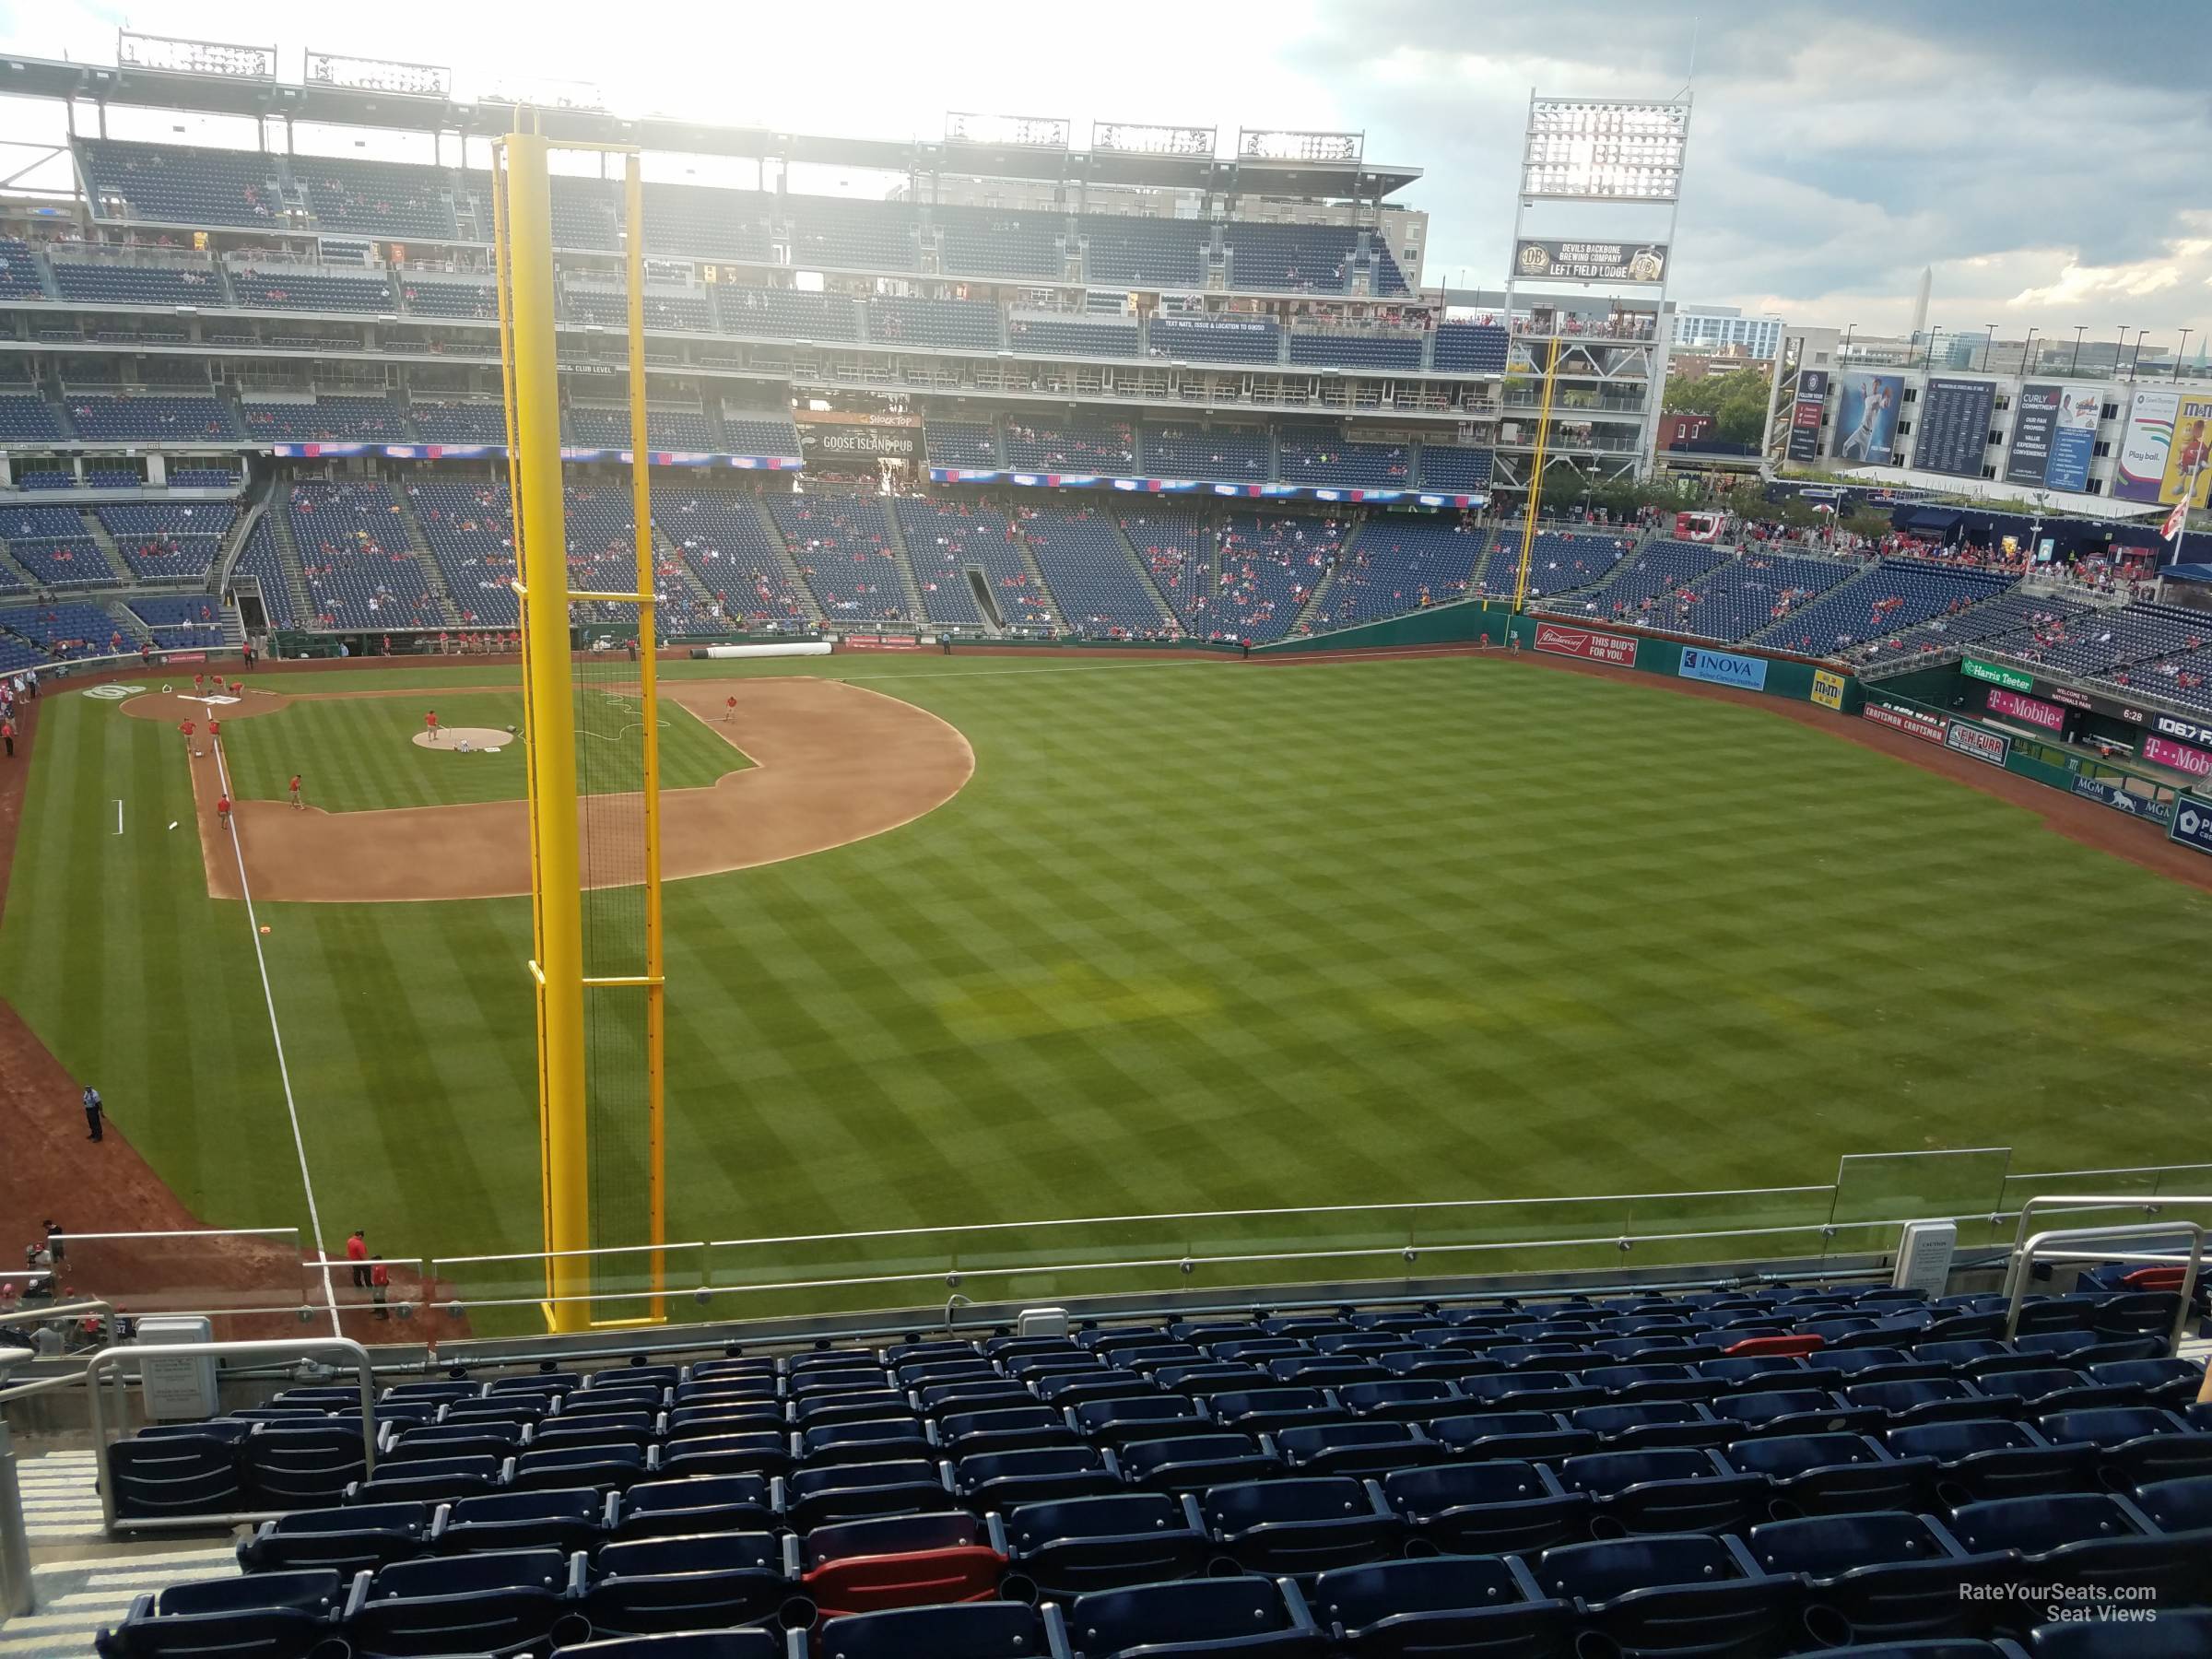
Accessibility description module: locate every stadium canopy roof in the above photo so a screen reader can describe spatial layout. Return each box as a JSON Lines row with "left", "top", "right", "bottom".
{"left": 0, "top": 53, "right": 1421, "bottom": 200}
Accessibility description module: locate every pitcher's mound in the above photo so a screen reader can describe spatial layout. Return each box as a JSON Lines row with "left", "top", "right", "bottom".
{"left": 413, "top": 726, "right": 515, "bottom": 753}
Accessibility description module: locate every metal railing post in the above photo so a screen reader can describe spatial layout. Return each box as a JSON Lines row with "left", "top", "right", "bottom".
{"left": 85, "top": 1337, "right": 375, "bottom": 1535}
{"left": 0, "top": 1419, "right": 32, "bottom": 1618}
{"left": 2002, "top": 1222, "right": 2203, "bottom": 1352}
{"left": 2004, "top": 1194, "right": 2210, "bottom": 1299}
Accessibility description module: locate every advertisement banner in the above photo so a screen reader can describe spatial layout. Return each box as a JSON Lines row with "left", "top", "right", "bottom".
{"left": 2153, "top": 712, "right": 2212, "bottom": 749}
{"left": 1835, "top": 372, "right": 1904, "bottom": 465}
{"left": 1787, "top": 370, "right": 1828, "bottom": 464}
{"left": 1912, "top": 377, "right": 1997, "bottom": 477}
{"left": 1960, "top": 656, "right": 2034, "bottom": 692}
{"left": 1945, "top": 722, "right": 2011, "bottom": 767}
{"left": 2157, "top": 393, "right": 2212, "bottom": 508}
{"left": 841, "top": 634, "right": 924, "bottom": 652}
{"left": 1810, "top": 668, "right": 1846, "bottom": 710}
{"left": 1512, "top": 239, "right": 1668, "bottom": 284}
{"left": 802, "top": 411, "right": 923, "bottom": 466}
{"left": 2144, "top": 734, "right": 2212, "bottom": 778}
{"left": 1677, "top": 645, "right": 1770, "bottom": 690}
{"left": 2170, "top": 795, "right": 2212, "bottom": 857}
{"left": 2046, "top": 386, "right": 2099, "bottom": 493}
{"left": 1985, "top": 686, "right": 2068, "bottom": 732}
{"left": 1533, "top": 622, "right": 1637, "bottom": 665}
{"left": 1864, "top": 699, "right": 1947, "bottom": 744}
{"left": 2072, "top": 775, "right": 2172, "bottom": 825}
{"left": 2004, "top": 383, "right": 2062, "bottom": 487}
{"left": 2116, "top": 389, "right": 2180, "bottom": 502}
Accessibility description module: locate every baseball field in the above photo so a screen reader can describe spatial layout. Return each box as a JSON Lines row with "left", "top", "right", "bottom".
{"left": 4, "top": 649, "right": 2210, "bottom": 1318}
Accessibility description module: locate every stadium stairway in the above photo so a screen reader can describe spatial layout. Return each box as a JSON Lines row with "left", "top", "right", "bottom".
{"left": 1007, "top": 526, "right": 1066, "bottom": 633}
{"left": 1288, "top": 529, "right": 1352, "bottom": 637}
{"left": 261, "top": 497, "right": 319, "bottom": 627}
{"left": 0, "top": 537, "right": 38, "bottom": 593}
{"left": 874, "top": 500, "right": 928, "bottom": 623}
{"left": 388, "top": 492, "right": 463, "bottom": 629}
{"left": 1106, "top": 512, "right": 1184, "bottom": 634}
{"left": 730, "top": 498, "right": 827, "bottom": 629}
{"left": 76, "top": 513, "right": 133, "bottom": 586}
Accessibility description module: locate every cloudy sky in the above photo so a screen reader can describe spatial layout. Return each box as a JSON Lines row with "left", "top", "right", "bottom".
{"left": 0, "top": 0, "right": 2204, "bottom": 349}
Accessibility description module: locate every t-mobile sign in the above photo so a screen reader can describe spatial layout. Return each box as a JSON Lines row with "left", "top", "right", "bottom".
{"left": 1985, "top": 687, "right": 2068, "bottom": 733}
{"left": 2145, "top": 735, "right": 2212, "bottom": 778}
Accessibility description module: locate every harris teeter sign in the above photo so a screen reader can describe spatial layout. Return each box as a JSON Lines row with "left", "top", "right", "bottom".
{"left": 1961, "top": 657, "right": 2034, "bottom": 693}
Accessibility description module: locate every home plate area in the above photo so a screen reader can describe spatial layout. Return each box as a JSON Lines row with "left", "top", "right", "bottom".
{"left": 412, "top": 726, "right": 512, "bottom": 753}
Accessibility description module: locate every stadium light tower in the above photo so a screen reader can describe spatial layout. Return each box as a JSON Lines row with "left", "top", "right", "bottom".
{"left": 1501, "top": 94, "right": 1690, "bottom": 501}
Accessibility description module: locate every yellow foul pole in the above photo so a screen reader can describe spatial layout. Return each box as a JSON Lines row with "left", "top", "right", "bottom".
{"left": 1509, "top": 337, "right": 1561, "bottom": 620}
{"left": 503, "top": 129, "right": 593, "bottom": 1332}
{"left": 623, "top": 154, "right": 668, "bottom": 1323}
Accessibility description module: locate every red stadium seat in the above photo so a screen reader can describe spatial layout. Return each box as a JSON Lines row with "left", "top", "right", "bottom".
{"left": 1724, "top": 1333, "right": 1826, "bottom": 1359}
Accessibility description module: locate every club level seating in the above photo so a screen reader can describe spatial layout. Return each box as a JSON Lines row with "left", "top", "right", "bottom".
{"left": 1309, "top": 521, "right": 1489, "bottom": 631}
{"left": 1668, "top": 551, "right": 1857, "bottom": 645}
{"left": 1139, "top": 425, "right": 1271, "bottom": 482}
{"left": 1288, "top": 331, "right": 1422, "bottom": 370}
{"left": 1151, "top": 317, "right": 1281, "bottom": 365}
{"left": 0, "top": 601, "right": 129, "bottom": 657}
{"left": 100, "top": 501, "right": 236, "bottom": 582}
{"left": 1541, "top": 537, "right": 1725, "bottom": 620}
{"left": 286, "top": 479, "right": 444, "bottom": 631}
{"left": 790, "top": 198, "right": 919, "bottom": 272}
{"left": 720, "top": 417, "right": 803, "bottom": 459}
{"left": 241, "top": 398, "right": 409, "bottom": 443}
{"left": 1116, "top": 506, "right": 1211, "bottom": 630}
{"left": 293, "top": 155, "right": 458, "bottom": 241}
{"left": 714, "top": 286, "right": 862, "bottom": 342}
{"left": 0, "top": 396, "right": 66, "bottom": 441}
{"left": 766, "top": 492, "right": 913, "bottom": 624}
{"left": 398, "top": 277, "right": 498, "bottom": 320}
{"left": 230, "top": 268, "right": 396, "bottom": 313}
{"left": 1434, "top": 322, "right": 1511, "bottom": 374}
{"left": 65, "top": 394, "right": 240, "bottom": 442}
{"left": 1006, "top": 316, "right": 1141, "bottom": 359}
{"left": 564, "top": 406, "right": 718, "bottom": 452}
{"left": 0, "top": 237, "right": 45, "bottom": 298}
{"left": 1275, "top": 428, "right": 1412, "bottom": 490}
{"left": 91, "top": 1287, "right": 2207, "bottom": 1659}
{"left": 17, "top": 471, "right": 70, "bottom": 489}
{"left": 1214, "top": 512, "right": 1344, "bottom": 642}
{"left": 408, "top": 403, "right": 509, "bottom": 445}
{"left": 171, "top": 467, "right": 241, "bottom": 489}
{"left": 49, "top": 260, "right": 226, "bottom": 306}
{"left": 641, "top": 183, "right": 775, "bottom": 264}
{"left": 1015, "top": 504, "right": 1172, "bottom": 640}
{"left": 895, "top": 497, "right": 1051, "bottom": 630}
{"left": 924, "top": 421, "right": 1002, "bottom": 468}
{"left": 566, "top": 286, "right": 714, "bottom": 333}
{"left": 1001, "top": 420, "right": 1135, "bottom": 475}
{"left": 1417, "top": 445, "right": 1494, "bottom": 492}
{"left": 867, "top": 296, "right": 999, "bottom": 352}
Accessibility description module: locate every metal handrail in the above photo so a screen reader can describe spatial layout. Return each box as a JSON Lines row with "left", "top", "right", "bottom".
{"left": 2002, "top": 1194, "right": 2212, "bottom": 1297}
{"left": 2001, "top": 1222, "right": 2203, "bottom": 1352}
{"left": 85, "top": 1337, "right": 374, "bottom": 1535}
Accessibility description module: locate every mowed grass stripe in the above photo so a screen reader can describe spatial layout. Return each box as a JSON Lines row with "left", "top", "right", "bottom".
{"left": 220, "top": 691, "right": 745, "bottom": 813}
{"left": 3, "top": 655, "right": 2209, "bottom": 1303}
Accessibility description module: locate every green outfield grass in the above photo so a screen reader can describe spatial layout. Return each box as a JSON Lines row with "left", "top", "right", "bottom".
{"left": 6, "top": 653, "right": 2212, "bottom": 1321}
{"left": 217, "top": 688, "right": 748, "bottom": 812}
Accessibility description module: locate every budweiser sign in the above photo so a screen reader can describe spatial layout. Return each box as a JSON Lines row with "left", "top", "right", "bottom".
{"left": 1533, "top": 622, "right": 1638, "bottom": 665}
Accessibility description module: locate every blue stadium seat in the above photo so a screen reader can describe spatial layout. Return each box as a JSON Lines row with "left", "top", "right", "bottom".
{"left": 2130, "top": 1472, "right": 2212, "bottom": 1533}
{"left": 1723, "top": 1432, "right": 1936, "bottom": 1515}
{"left": 1748, "top": 1511, "right": 2008, "bottom": 1647}
{"left": 1308, "top": 1554, "right": 1572, "bottom": 1659}
{"left": 1429, "top": 1411, "right": 1599, "bottom": 1464}
{"left": 951, "top": 1446, "right": 1123, "bottom": 1510}
{"left": 239, "top": 1502, "right": 433, "bottom": 1575}
{"left": 1554, "top": 1448, "right": 1768, "bottom": 1536}
{"left": 106, "top": 1432, "right": 247, "bottom": 1521}
{"left": 575, "top": 1531, "right": 784, "bottom": 1637}
{"left": 1380, "top": 1461, "right": 1592, "bottom": 1555}
{"left": 1530, "top": 1534, "right": 1796, "bottom": 1657}
{"left": 812, "top": 1601, "right": 1053, "bottom": 1659}
{"left": 1887, "top": 1420, "right": 2097, "bottom": 1505}
{"left": 2025, "top": 1611, "right": 2212, "bottom": 1658}
{"left": 96, "top": 1569, "right": 345, "bottom": 1659}
{"left": 432, "top": 1487, "right": 606, "bottom": 1555}
{"left": 1196, "top": 1476, "right": 1400, "bottom": 1575}
{"left": 1948, "top": 1491, "right": 2211, "bottom": 1603}
{"left": 1117, "top": 1432, "right": 1278, "bottom": 1493}
{"left": 1053, "top": 1575, "right": 1326, "bottom": 1659}
{"left": 2036, "top": 1408, "right": 2212, "bottom": 1486}
{"left": 241, "top": 1425, "right": 367, "bottom": 1510}
{"left": 557, "top": 1633, "right": 782, "bottom": 1659}
{"left": 343, "top": 1547, "right": 582, "bottom": 1658}
{"left": 612, "top": 1475, "right": 777, "bottom": 1540}
{"left": 1003, "top": 1490, "right": 1209, "bottom": 1594}
{"left": 1272, "top": 1421, "right": 1432, "bottom": 1477}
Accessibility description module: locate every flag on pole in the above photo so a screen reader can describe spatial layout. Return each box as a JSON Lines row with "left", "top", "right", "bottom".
{"left": 2163, "top": 498, "right": 2189, "bottom": 542}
